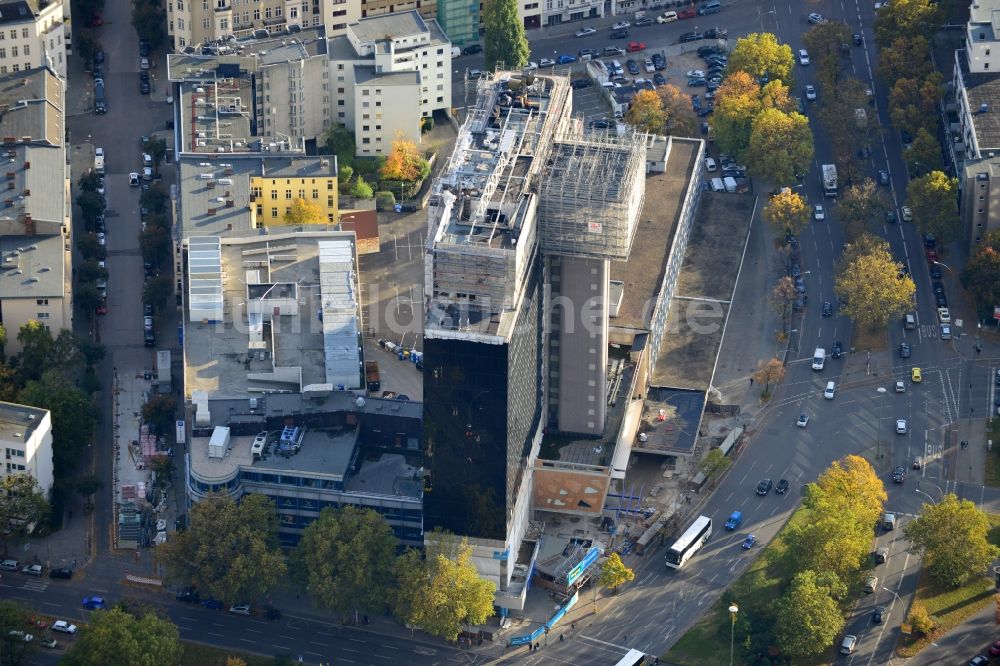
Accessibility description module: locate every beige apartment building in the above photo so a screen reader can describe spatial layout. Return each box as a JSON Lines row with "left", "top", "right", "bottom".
{"left": 329, "top": 11, "right": 451, "bottom": 156}
{"left": 0, "top": 0, "right": 70, "bottom": 79}
{"left": 166, "top": 0, "right": 437, "bottom": 49}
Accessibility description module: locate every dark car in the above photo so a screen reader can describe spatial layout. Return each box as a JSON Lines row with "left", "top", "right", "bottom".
{"left": 139, "top": 39, "right": 151, "bottom": 57}
{"left": 886, "top": 210, "right": 897, "bottom": 224}
{"left": 461, "top": 44, "right": 482, "bottom": 56}
{"left": 680, "top": 32, "right": 704, "bottom": 42}
{"left": 49, "top": 567, "right": 73, "bottom": 579}
{"left": 821, "top": 301, "right": 833, "bottom": 317}
{"left": 901, "top": 129, "right": 913, "bottom": 144}
{"left": 932, "top": 281, "right": 945, "bottom": 295}
{"left": 265, "top": 608, "right": 282, "bottom": 621}
{"left": 698, "top": 45, "right": 723, "bottom": 57}
{"left": 140, "top": 78, "right": 151, "bottom": 94}
{"left": 935, "top": 293, "right": 947, "bottom": 307}
{"left": 635, "top": 16, "right": 654, "bottom": 26}
{"left": 176, "top": 588, "right": 200, "bottom": 603}
{"left": 892, "top": 466, "right": 906, "bottom": 483}
{"left": 687, "top": 78, "right": 707, "bottom": 87}
{"left": 929, "top": 264, "right": 942, "bottom": 279}
{"left": 653, "top": 72, "right": 666, "bottom": 86}
{"left": 756, "top": 478, "right": 773, "bottom": 495}
{"left": 831, "top": 341, "right": 843, "bottom": 359}
{"left": 775, "top": 479, "right": 789, "bottom": 494}
{"left": 201, "top": 598, "right": 224, "bottom": 610}
{"left": 651, "top": 53, "right": 666, "bottom": 70}
{"left": 571, "top": 78, "right": 593, "bottom": 89}
{"left": 579, "top": 48, "right": 600, "bottom": 58}
{"left": 989, "top": 640, "right": 1000, "bottom": 657}
{"left": 853, "top": 33, "right": 863, "bottom": 45}
{"left": 923, "top": 233, "right": 936, "bottom": 248}
{"left": 589, "top": 118, "right": 613, "bottom": 129}
{"left": 873, "top": 606, "right": 887, "bottom": 623}
{"left": 626, "top": 59, "right": 640, "bottom": 75}
{"left": 94, "top": 49, "right": 105, "bottom": 64}
{"left": 704, "top": 28, "right": 727, "bottom": 39}
{"left": 610, "top": 29, "right": 630, "bottom": 39}
{"left": 899, "top": 342, "right": 911, "bottom": 358}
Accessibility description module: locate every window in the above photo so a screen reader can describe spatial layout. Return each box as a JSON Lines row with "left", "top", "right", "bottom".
{"left": 11, "top": 64, "right": 18, "bottom": 72}
{"left": 253, "top": 8, "right": 260, "bottom": 19}
{"left": 37, "top": 312, "right": 49, "bottom": 319}
{"left": 285, "top": 189, "right": 292, "bottom": 199}
{"left": 11, "top": 47, "right": 17, "bottom": 57}
{"left": 362, "top": 89, "right": 369, "bottom": 96}
{"left": 8, "top": 31, "right": 14, "bottom": 40}
{"left": 327, "top": 196, "right": 333, "bottom": 207}
{"left": 311, "top": 189, "right": 318, "bottom": 198}
{"left": 36, "top": 298, "right": 48, "bottom": 305}
{"left": 298, "top": 189, "right": 305, "bottom": 198}
{"left": 219, "top": 18, "right": 228, "bottom": 30}
{"left": 271, "top": 207, "right": 278, "bottom": 217}
{"left": 265, "top": 6, "right": 272, "bottom": 18}
{"left": 362, "top": 138, "right": 370, "bottom": 144}
{"left": 0, "top": 49, "right": 8, "bottom": 59}
{"left": 21, "top": 28, "right": 27, "bottom": 38}
{"left": 22, "top": 45, "right": 27, "bottom": 55}
{"left": 202, "top": 17, "right": 210, "bottom": 28}
{"left": 271, "top": 190, "right": 278, "bottom": 199}
{"left": 327, "top": 181, "right": 334, "bottom": 190}
{"left": 362, "top": 125, "right": 369, "bottom": 131}
{"left": 987, "top": 63, "right": 992, "bottom": 70}
{"left": 275, "top": 5, "right": 282, "bottom": 15}
{"left": 290, "top": 6, "right": 297, "bottom": 17}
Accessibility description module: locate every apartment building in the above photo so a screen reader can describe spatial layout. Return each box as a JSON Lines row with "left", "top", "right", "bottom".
{"left": 328, "top": 11, "right": 451, "bottom": 156}
{"left": 166, "top": 0, "right": 436, "bottom": 50}
{"left": 0, "top": 67, "right": 70, "bottom": 354}
{"left": 167, "top": 29, "right": 332, "bottom": 147}
{"left": 953, "top": 1, "right": 1000, "bottom": 249}
{"left": 0, "top": 0, "right": 69, "bottom": 79}
{"left": 0, "top": 401, "right": 53, "bottom": 495}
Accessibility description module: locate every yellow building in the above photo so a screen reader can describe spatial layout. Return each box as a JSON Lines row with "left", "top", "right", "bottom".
{"left": 250, "top": 162, "right": 339, "bottom": 227}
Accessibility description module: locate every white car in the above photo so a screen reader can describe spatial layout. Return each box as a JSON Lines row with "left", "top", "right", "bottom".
{"left": 824, "top": 381, "right": 836, "bottom": 399}
{"left": 644, "top": 59, "right": 655, "bottom": 73}
{"left": 229, "top": 604, "right": 251, "bottom": 616}
{"left": 895, "top": 380, "right": 906, "bottom": 393}
{"left": 686, "top": 69, "right": 705, "bottom": 79}
{"left": 937, "top": 307, "right": 951, "bottom": 323}
{"left": 940, "top": 323, "right": 952, "bottom": 340}
{"left": 143, "top": 166, "right": 153, "bottom": 181}
{"left": 52, "top": 620, "right": 77, "bottom": 635}
{"left": 129, "top": 172, "right": 140, "bottom": 186}
{"left": 21, "top": 564, "right": 42, "bottom": 576}
{"left": 612, "top": 21, "right": 630, "bottom": 30}
{"left": 705, "top": 157, "right": 717, "bottom": 172}
{"left": 813, "top": 204, "right": 825, "bottom": 220}
{"left": 657, "top": 11, "right": 678, "bottom": 23}
{"left": 808, "top": 12, "right": 827, "bottom": 25}
{"left": 142, "top": 152, "right": 152, "bottom": 166}
{"left": 804, "top": 85, "right": 817, "bottom": 101}
{"left": 539, "top": 58, "right": 556, "bottom": 67}
{"left": 798, "top": 49, "right": 810, "bottom": 65}
{"left": 575, "top": 27, "right": 597, "bottom": 38}
{"left": 796, "top": 413, "right": 809, "bottom": 428}
{"left": 7, "top": 630, "right": 32, "bottom": 643}
{"left": 97, "top": 178, "right": 105, "bottom": 195}
{"left": 525, "top": 61, "right": 538, "bottom": 71}
{"left": 895, "top": 419, "right": 907, "bottom": 434}
{"left": 875, "top": 1, "right": 886, "bottom": 8}
{"left": 96, "top": 232, "right": 106, "bottom": 246}
{"left": 95, "top": 147, "right": 104, "bottom": 157}
{"left": 901, "top": 206, "right": 912, "bottom": 221}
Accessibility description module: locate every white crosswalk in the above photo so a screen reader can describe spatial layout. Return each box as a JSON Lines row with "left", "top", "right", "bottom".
{"left": 20, "top": 579, "right": 48, "bottom": 592}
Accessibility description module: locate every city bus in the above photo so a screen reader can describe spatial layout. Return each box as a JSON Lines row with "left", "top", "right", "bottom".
{"left": 664, "top": 515, "right": 712, "bottom": 569}
{"left": 613, "top": 648, "right": 649, "bottom": 665}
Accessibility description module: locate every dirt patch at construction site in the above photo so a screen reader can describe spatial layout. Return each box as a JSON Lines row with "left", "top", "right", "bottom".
{"left": 652, "top": 193, "right": 756, "bottom": 390}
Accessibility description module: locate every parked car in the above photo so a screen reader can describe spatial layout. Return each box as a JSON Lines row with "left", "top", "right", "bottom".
{"left": 798, "top": 49, "right": 810, "bottom": 65}
{"left": 201, "top": 598, "right": 224, "bottom": 610}
{"left": 634, "top": 16, "right": 654, "bottom": 26}
{"left": 556, "top": 54, "right": 577, "bottom": 64}
{"left": 796, "top": 413, "right": 809, "bottom": 428}
{"left": 804, "top": 85, "right": 817, "bottom": 101}
{"left": 627, "top": 41, "right": 646, "bottom": 53}
{"left": 229, "top": 604, "right": 251, "bottom": 616}
{"left": 52, "top": 621, "right": 77, "bottom": 634}
{"left": 49, "top": 567, "right": 73, "bottom": 579}
{"left": 176, "top": 588, "right": 200, "bottom": 603}
{"left": 627, "top": 59, "right": 640, "bottom": 75}
{"left": 679, "top": 32, "right": 703, "bottom": 42}
{"left": 574, "top": 26, "right": 596, "bottom": 37}
{"left": 21, "top": 564, "right": 42, "bottom": 576}
{"left": 571, "top": 78, "right": 592, "bottom": 89}
{"left": 612, "top": 21, "right": 630, "bottom": 30}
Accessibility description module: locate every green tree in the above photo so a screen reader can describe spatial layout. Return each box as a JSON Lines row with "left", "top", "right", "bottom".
{"left": 150, "top": 456, "right": 175, "bottom": 487}
{"left": 962, "top": 232, "right": 1000, "bottom": 317}
{"left": 77, "top": 233, "right": 107, "bottom": 262}
{"left": 76, "top": 30, "right": 100, "bottom": 66}
{"left": 0, "top": 473, "right": 49, "bottom": 555}
{"left": 19, "top": 370, "right": 96, "bottom": 475}
{"left": 76, "top": 190, "right": 105, "bottom": 223}
{"left": 131, "top": 0, "right": 168, "bottom": 52}
{"left": 907, "top": 601, "right": 936, "bottom": 636}
{"left": 888, "top": 74, "right": 943, "bottom": 136}
{"left": 597, "top": 552, "right": 635, "bottom": 594}
{"left": 711, "top": 71, "right": 761, "bottom": 160}
{"left": 727, "top": 32, "right": 795, "bottom": 85}
{"left": 0, "top": 598, "right": 36, "bottom": 665}
{"left": 140, "top": 186, "right": 169, "bottom": 214}
{"left": 15, "top": 321, "right": 52, "bottom": 382}
{"left": 774, "top": 570, "right": 846, "bottom": 658}
{"left": 905, "top": 493, "right": 1000, "bottom": 587}
{"left": 802, "top": 21, "right": 851, "bottom": 90}
{"left": 159, "top": 493, "right": 286, "bottom": 603}
{"left": 76, "top": 260, "right": 108, "bottom": 285}
{"left": 140, "top": 225, "right": 171, "bottom": 265}
{"left": 78, "top": 171, "right": 102, "bottom": 193}
{"left": 142, "top": 137, "right": 168, "bottom": 168}
{"left": 874, "top": 0, "right": 941, "bottom": 47}
{"left": 350, "top": 176, "right": 374, "bottom": 199}
{"left": 75, "top": 283, "right": 104, "bottom": 314}
{"left": 143, "top": 275, "right": 173, "bottom": 308}
{"left": 325, "top": 124, "right": 356, "bottom": 167}
{"left": 876, "top": 35, "right": 933, "bottom": 86}
{"left": 763, "top": 189, "right": 810, "bottom": 235}
{"left": 292, "top": 507, "right": 397, "bottom": 616}
{"left": 624, "top": 90, "right": 666, "bottom": 133}
{"left": 282, "top": 198, "right": 324, "bottom": 225}
{"left": 747, "top": 109, "right": 814, "bottom": 187}
{"left": 74, "top": 474, "right": 104, "bottom": 501}
{"left": 142, "top": 394, "right": 176, "bottom": 433}
{"left": 394, "top": 540, "right": 495, "bottom": 642}
{"left": 907, "top": 170, "right": 959, "bottom": 245}
{"left": 769, "top": 276, "right": 798, "bottom": 333}
{"left": 62, "top": 607, "right": 182, "bottom": 666}
{"left": 907, "top": 127, "right": 944, "bottom": 176}
{"left": 699, "top": 448, "right": 731, "bottom": 481}
{"left": 482, "top": 0, "right": 530, "bottom": 72}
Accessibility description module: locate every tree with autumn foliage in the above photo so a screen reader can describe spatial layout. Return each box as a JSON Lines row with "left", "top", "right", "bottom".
{"left": 962, "top": 230, "right": 1000, "bottom": 319}
{"left": 746, "top": 108, "right": 814, "bottom": 187}
{"left": 888, "top": 73, "right": 943, "bottom": 137}
{"left": 624, "top": 90, "right": 666, "bottom": 133}
{"left": 656, "top": 84, "right": 697, "bottom": 136}
{"left": 752, "top": 357, "right": 785, "bottom": 396}
{"left": 907, "top": 170, "right": 959, "bottom": 244}
{"left": 763, "top": 189, "right": 810, "bottom": 235}
{"left": 282, "top": 197, "right": 324, "bottom": 225}
{"left": 835, "top": 233, "right": 915, "bottom": 331}
{"left": 380, "top": 132, "right": 431, "bottom": 183}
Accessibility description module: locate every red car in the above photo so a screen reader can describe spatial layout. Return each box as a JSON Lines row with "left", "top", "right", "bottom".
{"left": 96, "top": 298, "right": 108, "bottom": 315}
{"left": 990, "top": 640, "right": 1000, "bottom": 656}
{"left": 678, "top": 7, "right": 698, "bottom": 19}
{"left": 627, "top": 41, "right": 646, "bottom": 53}
{"left": 90, "top": 11, "right": 103, "bottom": 26}
{"left": 925, "top": 249, "right": 939, "bottom": 264}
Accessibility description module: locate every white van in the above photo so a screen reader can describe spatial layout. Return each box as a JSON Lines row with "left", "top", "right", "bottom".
{"left": 904, "top": 313, "right": 916, "bottom": 330}
{"left": 710, "top": 177, "right": 725, "bottom": 192}
{"left": 611, "top": 60, "right": 624, "bottom": 76}
{"left": 824, "top": 381, "right": 836, "bottom": 399}
{"left": 811, "top": 347, "right": 825, "bottom": 370}
{"left": 723, "top": 176, "right": 737, "bottom": 192}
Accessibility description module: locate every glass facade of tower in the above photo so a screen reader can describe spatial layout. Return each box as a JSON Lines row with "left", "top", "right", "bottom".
{"left": 423, "top": 262, "right": 543, "bottom": 540}
{"left": 437, "top": 0, "right": 479, "bottom": 47}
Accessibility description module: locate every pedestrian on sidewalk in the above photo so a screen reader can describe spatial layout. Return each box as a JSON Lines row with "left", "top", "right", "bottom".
{"left": 749, "top": 377, "right": 754, "bottom": 386}
{"left": 559, "top": 634, "right": 564, "bottom": 642}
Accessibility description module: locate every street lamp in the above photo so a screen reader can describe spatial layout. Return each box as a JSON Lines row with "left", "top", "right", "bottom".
{"left": 728, "top": 604, "right": 739, "bottom": 666}
{"left": 875, "top": 387, "right": 887, "bottom": 460}
{"left": 915, "top": 487, "right": 939, "bottom": 506}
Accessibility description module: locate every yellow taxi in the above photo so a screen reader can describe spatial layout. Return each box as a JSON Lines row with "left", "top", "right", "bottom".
{"left": 911, "top": 367, "right": 922, "bottom": 383}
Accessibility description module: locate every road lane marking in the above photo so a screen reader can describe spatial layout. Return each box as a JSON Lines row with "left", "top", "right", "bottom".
{"left": 240, "top": 638, "right": 255, "bottom": 644}
{"left": 207, "top": 632, "right": 224, "bottom": 637}
{"left": 349, "top": 638, "right": 366, "bottom": 643}
{"left": 379, "top": 644, "right": 399, "bottom": 649}
{"left": 244, "top": 628, "right": 261, "bottom": 634}
{"left": 309, "top": 641, "right": 327, "bottom": 647}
